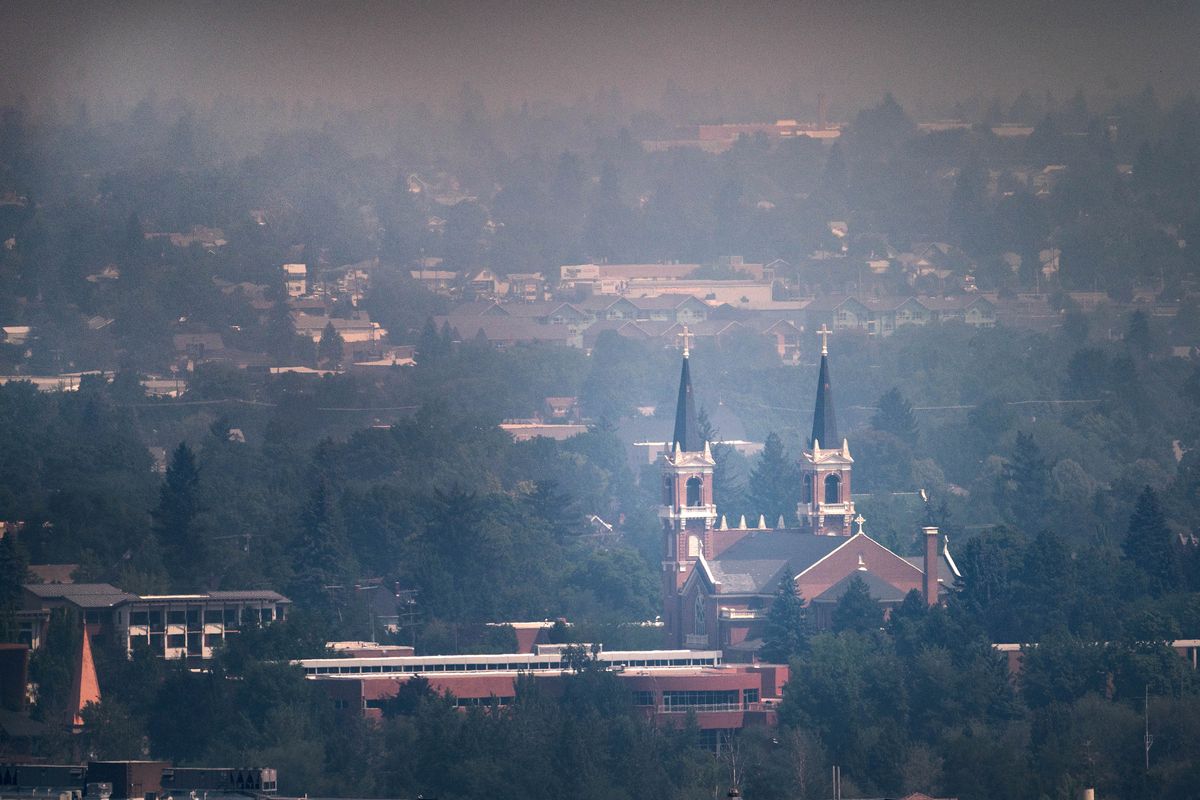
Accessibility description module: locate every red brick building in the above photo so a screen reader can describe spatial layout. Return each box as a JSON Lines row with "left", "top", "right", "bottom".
{"left": 299, "top": 646, "right": 784, "bottom": 748}
{"left": 660, "top": 329, "right": 961, "bottom": 656}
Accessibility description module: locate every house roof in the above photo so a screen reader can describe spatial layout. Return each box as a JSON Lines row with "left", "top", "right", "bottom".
{"left": 705, "top": 533, "right": 844, "bottom": 595}
{"left": 810, "top": 570, "right": 909, "bottom": 604}
{"left": 443, "top": 317, "right": 575, "bottom": 344}
{"left": 627, "top": 294, "right": 708, "bottom": 311}
{"left": 23, "top": 583, "right": 137, "bottom": 608}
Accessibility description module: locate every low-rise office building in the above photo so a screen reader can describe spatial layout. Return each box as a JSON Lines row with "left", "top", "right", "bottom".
{"left": 296, "top": 645, "right": 784, "bottom": 749}
{"left": 20, "top": 584, "right": 290, "bottom": 660}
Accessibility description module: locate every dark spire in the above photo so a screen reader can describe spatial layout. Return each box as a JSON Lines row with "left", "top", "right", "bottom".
{"left": 810, "top": 351, "right": 838, "bottom": 448}
{"left": 672, "top": 353, "right": 703, "bottom": 452}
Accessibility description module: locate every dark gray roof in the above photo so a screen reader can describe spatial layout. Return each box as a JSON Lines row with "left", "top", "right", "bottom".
{"left": 672, "top": 355, "right": 703, "bottom": 452}
{"left": 22, "top": 583, "right": 137, "bottom": 608}
{"left": 810, "top": 570, "right": 909, "bottom": 604}
{"left": 706, "top": 532, "right": 844, "bottom": 594}
{"left": 206, "top": 590, "right": 290, "bottom": 602}
{"left": 810, "top": 352, "right": 838, "bottom": 448}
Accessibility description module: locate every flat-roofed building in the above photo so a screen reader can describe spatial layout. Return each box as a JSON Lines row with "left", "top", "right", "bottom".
{"left": 21, "top": 584, "right": 290, "bottom": 661}
{"left": 297, "top": 645, "right": 784, "bottom": 746}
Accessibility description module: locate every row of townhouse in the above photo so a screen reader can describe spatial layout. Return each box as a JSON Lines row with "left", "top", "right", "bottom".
{"left": 434, "top": 292, "right": 997, "bottom": 358}
{"left": 805, "top": 294, "right": 998, "bottom": 336}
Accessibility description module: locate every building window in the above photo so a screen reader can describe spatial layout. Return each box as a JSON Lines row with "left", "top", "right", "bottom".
{"left": 743, "top": 689, "right": 760, "bottom": 707}
{"left": 803, "top": 474, "right": 813, "bottom": 504}
{"left": 824, "top": 474, "right": 841, "bottom": 504}
{"left": 686, "top": 476, "right": 702, "bottom": 507}
{"left": 130, "top": 611, "right": 149, "bottom": 626}
{"left": 632, "top": 691, "right": 655, "bottom": 707}
{"left": 204, "top": 609, "right": 223, "bottom": 624}
{"left": 204, "top": 633, "right": 223, "bottom": 647}
{"left": 694, "top": 593, "right": 706, "bottom": 636}
{"left": 167, "top": 634, "right": 186, "bottom": 649}
{"left": 662, "top": 690, "right": 739, "bottom": 711}
{"left": 688, "top": 534, "right": 702, "bottom": 558}
{"left": 168, "top": 610, "right": 185, "bottom": 625}
{"left": 663, "top": 476, "right": 674, "bottom": 506}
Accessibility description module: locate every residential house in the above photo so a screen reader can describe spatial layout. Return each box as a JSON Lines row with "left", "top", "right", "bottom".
{"left": 283, "top": 264, "right": 307, "bottom": 298}
{"left": 506, "top": 272, "right": 547, "bottom": 302}
{"left": 409, "top": 269, "right": 458, "bottom": 294}
{"left": 467, "top": 269, "right": 508, "bottom": 298}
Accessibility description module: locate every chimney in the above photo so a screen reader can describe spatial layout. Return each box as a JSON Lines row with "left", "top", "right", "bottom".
{"left": 922, "top": 526, "right": 939, "bottom": 606}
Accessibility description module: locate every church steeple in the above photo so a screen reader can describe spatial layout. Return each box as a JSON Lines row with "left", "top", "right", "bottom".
{"left": 810, "top": 325, "right": 838, "bottom": 448}
{"left": 672, "top": 349, "right": 703, "bottom": 452}
{"left": 797, "top": 325, "right": 855, "bottom": 535}
{"left": 660, "top": 326, "right": 717, "bottom": 647}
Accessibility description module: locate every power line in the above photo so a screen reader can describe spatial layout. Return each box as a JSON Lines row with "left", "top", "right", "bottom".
{"left": 122, "top": 398, "right": 420, "bottom": 412}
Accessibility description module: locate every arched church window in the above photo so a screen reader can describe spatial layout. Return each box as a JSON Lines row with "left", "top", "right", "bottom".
{"left": 824, "top": 474, "right": 841, "bottom": 504}
{"left": 694, "top": 593, "right": 706, "bottom": 635}
{"left": 663, "top": 476, "right": 674, "bottom": 506}
{"left": 802, "top": 474, "right": 813, "bottom": 504}
{"left": 686, "top": 476, "right": 702, "bottom": 507}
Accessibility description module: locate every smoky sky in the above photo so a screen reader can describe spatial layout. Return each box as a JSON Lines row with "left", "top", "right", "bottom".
{"left": 3, "top": 0, "right": 1199, "bottom": 115}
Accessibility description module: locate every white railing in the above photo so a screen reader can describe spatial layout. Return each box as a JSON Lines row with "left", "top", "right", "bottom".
{"left": 658, "top": 703, "right": 742, "bottom": 713}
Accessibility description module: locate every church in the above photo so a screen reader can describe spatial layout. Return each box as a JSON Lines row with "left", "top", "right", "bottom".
{"left": 660, "top": 327, "right": 961, "bottom": 658}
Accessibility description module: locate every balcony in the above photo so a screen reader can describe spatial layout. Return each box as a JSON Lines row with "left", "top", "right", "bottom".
{"left": 658, "top": 703, "right": 742, "bottom": 713}
{"left": 684, "top": 634, "right": 710, "bottom": 647}
{"left": 658, "top": 504, "right": 717, "bottom": 521}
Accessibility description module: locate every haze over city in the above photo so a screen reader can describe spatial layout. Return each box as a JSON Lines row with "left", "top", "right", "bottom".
{"left": 5, "top": 0, "right": 1200, "bottom": 114}
{"left": 2, "top": 3, "right": 1200, "bottom": 800}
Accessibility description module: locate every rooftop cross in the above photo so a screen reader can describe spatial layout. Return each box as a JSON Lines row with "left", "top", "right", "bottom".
{"left": 817, "top": 324, "right": 832, "bottom": 356}
{"left": 677, "top": 324, "right": 695, "bottom": 358}
{"left": 855, "top": 514, "right": 866, "bottom": 535}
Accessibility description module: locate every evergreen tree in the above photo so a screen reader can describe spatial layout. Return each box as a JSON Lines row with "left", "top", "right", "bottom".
{"left": 698, "top": 405, "right": 747, "bottom": 515}
{"left": 997, "top": 431, "right": 1051, "bottom": 534}
{"left": 153, "top": 442, "right": 209, "bottom": 590}
{"left": 1122, "top": 486, "right": 1180, "bottom": 595}
{"left": 288, "top": 481, "right": 353, "bottom": 611}
{"left": 0, "top": 531, "right": 30, "bottom": 641}
{"left": 760, "top": 574, "right": 808, "bottom": 663}
{"left": 871, "top": 387, "right": 918, "bottom": 445}
{"left": 317, "top": 322, "right": 345, "bottom": 367}
{"left": 746, "top": 432, "right": 799, "bottom": 526}
{"left": 831, "top": 575, "right": 883, "bottom": 634}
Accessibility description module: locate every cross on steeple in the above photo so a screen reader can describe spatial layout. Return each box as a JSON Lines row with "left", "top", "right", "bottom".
{"left": 817, "top": 324, "right": 832, "bottom": 356}
{"left": 677, "top": 324, "right": 695, "bottom": 358}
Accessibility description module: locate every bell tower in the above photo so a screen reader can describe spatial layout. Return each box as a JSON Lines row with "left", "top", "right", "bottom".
{"left": 798, "top": 326, "right": 855, "bottom": 535}
{"left": 660, "top": 327, "right": 716, "bottom": 645}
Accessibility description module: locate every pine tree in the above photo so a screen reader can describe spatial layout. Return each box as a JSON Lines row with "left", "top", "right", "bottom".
{"left": 831, "top": 575, "right": 883, "bottom": 634}
{"left": 698, "top": 405, "right": 747, "bottom": 516}
{"left": 153, "top": 442, "right": 209, "bottom": 590}
{"left": 317, "top": 322, "right": 345, "bottom": 368}
{"left": 871, "top": 387, "right": 918, "bottom": 445}
{"left": 997, "top": 431, "right": 1051, "bottom": 534}
{"left": 1123, "top": 486, "right": 1180, "bottom": 595}
{"left": 289, "top": 481, "right": 352, "bottom": 611}
{"left": 0, "top": 532, "right": 30, "bottom": 641}
{"left": 746, "top": 433, "right": 799, "bottom": 526}
{"left": 760, "top": 574, "right": 808, "bottom": 663}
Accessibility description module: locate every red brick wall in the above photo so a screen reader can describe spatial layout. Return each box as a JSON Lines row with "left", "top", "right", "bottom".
{"left": 796, "top": 535, "right": 923, "bottom": 601}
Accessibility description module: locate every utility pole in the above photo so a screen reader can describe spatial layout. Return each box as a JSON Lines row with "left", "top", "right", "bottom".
{"left": 1144, "top": 684, "right": 1154, "bottom": 771}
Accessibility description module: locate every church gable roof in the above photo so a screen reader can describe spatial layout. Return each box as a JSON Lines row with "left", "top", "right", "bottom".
{"left": 706, "top": 532, "right": 844, "bottom": 595}
{"left": 810, "top": 570, "right": 909, "bottom": 604}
